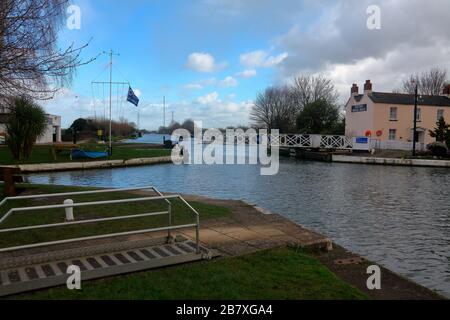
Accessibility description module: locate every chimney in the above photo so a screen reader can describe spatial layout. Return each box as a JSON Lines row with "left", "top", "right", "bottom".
{"left": 443, "top": 84, "right": 450, "bottom": 98}
{"left": 351, "top": 83, "right": 359, "bottom": 96}
{"left": 364, "top": 80, "right": 372, "bottom": 94}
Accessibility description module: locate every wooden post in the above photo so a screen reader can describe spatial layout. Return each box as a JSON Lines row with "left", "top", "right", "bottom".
{"left": 2, "top": 168, "right": 16, "bottom": 197}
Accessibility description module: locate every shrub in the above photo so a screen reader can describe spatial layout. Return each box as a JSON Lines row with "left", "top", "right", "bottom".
{"left": 426, "top": 142, "right": 449, "bottom": 158}
{"left": 6, "top": 97, "right": 47, "bottom": 160}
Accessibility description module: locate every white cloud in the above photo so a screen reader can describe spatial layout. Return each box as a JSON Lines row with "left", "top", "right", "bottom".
{"left": 184, "top": 83, "right": 204, "bottom": 90}
{"left": 197, "top": 91, "right": 219, "bottom": 105}
{"left": 240, "top": 50, "right": 288, "bottom": 68}
{"left": 276, "top": 0, "right": 450, "bottom": 101}
{"left": 219, "top": 76, "right": 238, "bottom": 87}
{"left": 186, "top": 52, "right": 227, "bottom": 73}
{"left": 236, "top": 69, "right": 257, "bottom": 78}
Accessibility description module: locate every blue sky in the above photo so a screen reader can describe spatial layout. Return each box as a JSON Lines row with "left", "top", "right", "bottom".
{"left": 44, "top": 0, "right": 450, "bottom": 129}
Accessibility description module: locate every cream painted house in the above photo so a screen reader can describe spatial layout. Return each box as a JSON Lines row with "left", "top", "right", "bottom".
{"left": 0, "top": 108, "right": 61, "bottom": 145}
{"left": 345, "top": 80, "right": 450, "bottom": 150}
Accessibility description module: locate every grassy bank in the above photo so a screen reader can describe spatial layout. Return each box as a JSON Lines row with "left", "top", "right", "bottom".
{"left": 1, "top": 184, "right": 368, "bottom": 300}
{"left": 0, "top": 184, "right": 229, "bottom": 249}
{"left": 0, "top": 144, "right": 171, "bottom": 165}
{"left": 11, "top": 247, "right": 368, "bottom": 300}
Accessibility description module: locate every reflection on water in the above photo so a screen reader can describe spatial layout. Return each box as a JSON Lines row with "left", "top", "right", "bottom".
{"left": 26, "top": 159, "right": 450, "bottom": 297}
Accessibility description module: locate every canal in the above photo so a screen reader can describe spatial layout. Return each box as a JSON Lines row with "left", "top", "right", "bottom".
{"left": 26, "top": 155, "right": 450, "bottom": 297}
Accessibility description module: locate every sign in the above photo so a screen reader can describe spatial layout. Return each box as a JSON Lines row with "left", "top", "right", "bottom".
{"left": 352, "top": 104, "right": 367, "bottom": 113}
{"left": 356, "top": 137, "right": 369, "bottom": 144}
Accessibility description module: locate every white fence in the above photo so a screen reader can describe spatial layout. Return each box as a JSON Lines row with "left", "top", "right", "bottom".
{"left": 269, "top": 134, "right": 353, "bottom": 150}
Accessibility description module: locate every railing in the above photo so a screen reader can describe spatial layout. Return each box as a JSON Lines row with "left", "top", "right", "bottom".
{"left": 0, "top": 186, "right": 200, "bottom": 254}
{"left": 270, "top": 134, "right": 353, "bottom": 150}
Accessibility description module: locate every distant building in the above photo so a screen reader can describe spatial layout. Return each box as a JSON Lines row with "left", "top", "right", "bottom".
{"left": 345, "top": 80, "right": 450, "bottom": 150}
{"left": 0, "top": 108, "right": 61, "bottom": 144}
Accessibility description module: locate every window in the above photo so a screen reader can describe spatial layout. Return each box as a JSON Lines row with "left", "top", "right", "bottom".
{"left": 390, "top": 107, "right": 397, "bottom": 120}
{"left": 437, "top": 109, "right": 444, "bottom": 121}
{"left": 416, "top": 108, "right": 421, "bottom": 121}
{"left": 351, "top": 104, "right": 367, "bottom": 113}
{"left": 389, "top": 129, "right": 396, "bottom": 141}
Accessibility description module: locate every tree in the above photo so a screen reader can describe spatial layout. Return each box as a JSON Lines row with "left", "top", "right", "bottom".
{"left": 250, "top": 86, "right": 296, "bottom": 133}
{"left": 429, "top": 117, "right": 450, "bottom": 149}
{"left": 0, "top": 0, "right": 92, "bottom": 101}
{"left": 296, "top": 99, "right": 341, "bottom": 134}
{"left": 290, "top": 75, "right": 339, "bottom": 111}
{"left": 5, "top": 97, "right": 47, "bottom": 160}
{"left": 402, "top": 67, "right": 448, "bottom": 95}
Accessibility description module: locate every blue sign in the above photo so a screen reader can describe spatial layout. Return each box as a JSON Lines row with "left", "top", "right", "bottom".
{"left": 356, "top": 137, "right": 369, "bottom": 144}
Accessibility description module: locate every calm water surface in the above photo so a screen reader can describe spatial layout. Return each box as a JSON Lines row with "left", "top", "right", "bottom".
{"left": 26, "top": 140, "right": 450, "bottom": 297}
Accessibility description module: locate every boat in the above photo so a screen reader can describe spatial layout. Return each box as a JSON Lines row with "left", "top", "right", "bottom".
{"left": 71, "top": 149, "right": 109, "bottom": 160}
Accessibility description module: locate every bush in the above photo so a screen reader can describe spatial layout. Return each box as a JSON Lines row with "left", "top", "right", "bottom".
{"left": 426, "top": 142, "right": 449, "bottom": 158}
{"left": 6, "top": 96, "right": 47, "bottom": 160}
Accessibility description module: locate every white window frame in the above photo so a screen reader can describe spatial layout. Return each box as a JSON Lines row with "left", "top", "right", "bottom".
{"left": 437, "top": 109, "right": 444, "bottom": 121}
{"left": 389, "top": 107, "right": 398, "bottom": 120}
{"left": 416, "top": 108, "right": 421, "bottom": 121}
{"left": 389, "top": 129, "right": 396, "bottom": 141}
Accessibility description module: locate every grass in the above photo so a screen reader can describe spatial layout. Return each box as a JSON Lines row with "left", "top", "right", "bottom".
{"left": 1, "top": 184, "right": 368, "bottom": 300}
{"left": 11, "top": 247, "right": 368, "bottom": 300}
{"left": 0, "top": 144, "right": 171, "bottom": 165}
{"left": 0, "top": 184, "right": 230, "bottom": 249}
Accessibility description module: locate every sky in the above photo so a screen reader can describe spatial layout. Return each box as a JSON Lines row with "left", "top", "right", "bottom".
{"left": 43, "top": 0, "right": 450, "bottom": 130}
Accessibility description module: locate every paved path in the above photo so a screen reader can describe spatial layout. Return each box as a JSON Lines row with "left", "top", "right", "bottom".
{"left": 178, "top": 195, "right": 332, "bottom": 257}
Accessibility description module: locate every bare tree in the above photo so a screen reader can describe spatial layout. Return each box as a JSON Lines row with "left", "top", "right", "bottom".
{"left": 402, "top": 67, "right": 448, "bottom": 95}
{"left": 250, "top": 86, "right": 296, "bottom": 133}
{"left": 290, "top": 75, "right": 339, "bottom": 111}
{"left": 0, "top": 0, "right": 93, "bottom": 101}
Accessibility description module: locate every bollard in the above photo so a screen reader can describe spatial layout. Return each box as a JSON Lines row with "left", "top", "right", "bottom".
{"left": 64, "top": 199, "right": 74, "bottom": 221}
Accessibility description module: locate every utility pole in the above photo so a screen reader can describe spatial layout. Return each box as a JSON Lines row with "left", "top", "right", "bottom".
{"left": 163, "top": 96, "right": 166, "bottom": 128}
{"left": 412, "top": 83, "right": 418, "bottom": 157}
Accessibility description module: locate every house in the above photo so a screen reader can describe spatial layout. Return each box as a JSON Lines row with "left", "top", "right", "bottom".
{"left": 0, "top": 107, "right": 61, "bottom": 145}
{"left": 345, "top": 80, "right": 450, "bottom": 151}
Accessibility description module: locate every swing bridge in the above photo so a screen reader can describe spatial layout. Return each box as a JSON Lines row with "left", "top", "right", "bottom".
{"left": 268, "top": 134, "right": 353, "bottom": 150}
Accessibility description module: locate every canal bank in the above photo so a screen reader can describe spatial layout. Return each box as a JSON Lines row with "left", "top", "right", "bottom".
{"left": 0, "top": 184, "right": 443, "bottom": 299}
{"left": 24, "top": 160, "right": 450, "bottom": 297}
{"left": 2, "top": 156, "right": 174, "bottom": 173}
{"left": 332, "top": 154, "right": 450, "bottom": 167}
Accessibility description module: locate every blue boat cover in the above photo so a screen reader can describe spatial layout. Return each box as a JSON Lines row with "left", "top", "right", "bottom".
{"left": 71, "top": 149, "right": 109, "bottom": 160}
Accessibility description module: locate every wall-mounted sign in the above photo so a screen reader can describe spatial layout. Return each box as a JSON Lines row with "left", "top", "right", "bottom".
{"left": 356, "top": 137, "right": 369, "bottom": 144}
{"left": 352, "top": 104, "right": 367, "bottom": 112}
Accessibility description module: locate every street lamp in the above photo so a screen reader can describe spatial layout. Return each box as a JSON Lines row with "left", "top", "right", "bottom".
{"left": 412, "top": 82, "right": 419, "bottom": 156}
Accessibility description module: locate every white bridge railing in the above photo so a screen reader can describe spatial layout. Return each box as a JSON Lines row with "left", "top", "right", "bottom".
{"left": 270, "top": 134, "right": 353, "bottom": 150}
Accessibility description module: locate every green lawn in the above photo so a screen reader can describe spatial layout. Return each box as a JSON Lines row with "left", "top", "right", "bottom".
{"left": 0, "top": 144, "right": 171, "bottom": 165}
{"left": 0, "top": 184, "right": 230, "bottom": 249}
{"left": 11, "top": 247, "right": 368, "bottom": 300}
{"left": 1, "top": 184, "right": 368, "bottom": 300}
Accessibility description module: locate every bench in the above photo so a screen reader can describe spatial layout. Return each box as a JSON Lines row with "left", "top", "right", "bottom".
{"left": 0, "top": 167, "right": 24, "bottom": 197}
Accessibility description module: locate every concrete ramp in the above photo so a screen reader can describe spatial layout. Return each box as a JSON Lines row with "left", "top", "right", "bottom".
{"left": 0, "top": 236, "right": 213, "bottom": 297}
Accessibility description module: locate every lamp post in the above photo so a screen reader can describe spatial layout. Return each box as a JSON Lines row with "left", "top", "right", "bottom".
{"left": 412, "top": 83, "right": 418, "bottom": 157}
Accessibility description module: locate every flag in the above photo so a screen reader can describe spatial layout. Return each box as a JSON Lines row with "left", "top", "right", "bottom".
{"left": 127, "top": 86, "right": 139, "bottom": 106}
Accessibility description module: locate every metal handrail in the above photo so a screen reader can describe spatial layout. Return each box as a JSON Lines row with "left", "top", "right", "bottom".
{"left": 0, "top": 188, "right": 200, "bottom": 254}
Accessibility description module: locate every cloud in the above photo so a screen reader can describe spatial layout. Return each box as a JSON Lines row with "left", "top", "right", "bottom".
{"left": 275, "top": 0, "right": 450, "bottom": 101}
{"left": 197, "top": 91, "right": 219, "bottom": 105}
{"left": 186, "top": 52, "right": 227, "bottom": 73}
{"left": 218, "top": 76, "right": 238, "bottom": 87}
{"left": 184, "top": 76, "right": 238, "bottom": 90}
{"left": 240, "top": 50, "right": 288, "bottom": 68}
{"left": 236, "top": 69, "right": 257, "bottom": 78}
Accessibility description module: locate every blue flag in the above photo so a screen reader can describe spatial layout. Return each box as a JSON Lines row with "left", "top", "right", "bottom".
{"left": 127, "top": 87, "right": 139, "bottom": 106}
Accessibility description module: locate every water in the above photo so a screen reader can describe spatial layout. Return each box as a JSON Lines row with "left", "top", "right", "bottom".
{"left": 25, "top": 146, "right": 450, "bottom": 297}
{"left": 124, "top": 133, "right": 171, "bottom": 144}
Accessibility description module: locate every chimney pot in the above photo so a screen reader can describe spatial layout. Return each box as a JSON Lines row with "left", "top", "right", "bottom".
{"left": 364, "top": 80, "right": 372, "bottom": 92}
{"left": 443, "top": 84, "right": 450, "bottom": 96}
{"left": 351, "top": 83, "right": 359, "bottom": 96}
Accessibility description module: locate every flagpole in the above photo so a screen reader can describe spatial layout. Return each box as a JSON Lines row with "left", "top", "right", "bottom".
{"left": 109, "top": 49, "right": 113, "bottom": 155}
